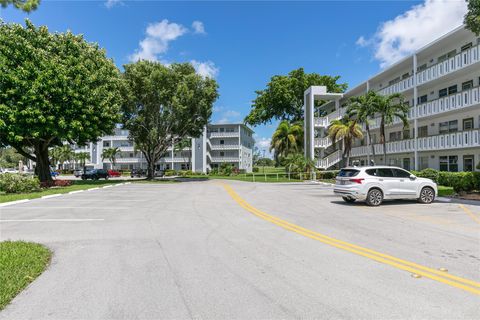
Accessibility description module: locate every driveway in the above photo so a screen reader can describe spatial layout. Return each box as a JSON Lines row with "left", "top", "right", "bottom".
{"left": 0, "top": 181, "right": 478, "bottom": 319}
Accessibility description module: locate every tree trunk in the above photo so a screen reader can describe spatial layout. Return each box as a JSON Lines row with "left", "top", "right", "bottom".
{"left": 366, "top": 124, "right": 376, "bottom": 161}
{"left": 380, "top": 119, "right": 387, "bottom": 165}
{"left": 146, "top": 156, "right": 156, "bottom": 180}
{"left": 34, "top": 144, "right": 52, "bottom": 183}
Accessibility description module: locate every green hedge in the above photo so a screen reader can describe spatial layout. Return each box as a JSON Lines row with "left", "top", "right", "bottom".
{"left": 412, "top": 169, "right": 480, "bottom": 193}
{"left": 0, "top": 174, "right": 41, "bottom": 194}
{"left": 317, "top": 170, "right": 339, "bottom": 180}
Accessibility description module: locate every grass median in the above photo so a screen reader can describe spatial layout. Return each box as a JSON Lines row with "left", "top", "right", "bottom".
{"left": 0, "top": 179, "right": 175, "bottom": 203}
{"left": 0, "top": 241, "right": 52, "bottom": 310}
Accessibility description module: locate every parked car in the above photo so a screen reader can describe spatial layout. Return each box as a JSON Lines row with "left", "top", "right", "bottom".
{"left": 0, "top": 168, "right": 19, "bottom": 174}
{"left": 333, "top": 166, "right": 437, "bottom": 206}
{"left": 73, "top": 169, "right": 83, "bottom": 177}
{"left": 107, "top": 169, "right": 121, "bottom": 177}
{"left": 131, "top": 169, "right": 146, "bottom": 178}
{"left": 81, "top": 169, "right": 109, "bottom": 180}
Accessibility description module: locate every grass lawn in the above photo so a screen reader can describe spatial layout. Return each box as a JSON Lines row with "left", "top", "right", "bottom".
{"left": 0, "top": 179, "right": 174, "bottom": 203}
{"left": 0, "top": 241, "right": 52, "bottom": 310}
{"left": 438, "top": 185, "right": 454, "bottom": 197}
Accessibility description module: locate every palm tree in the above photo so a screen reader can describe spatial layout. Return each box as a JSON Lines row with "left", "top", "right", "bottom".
{"left": 374, "top": 93, "right": 410, "bottom": 164}
{"left": 270, "top": 121, "right": 303, "bottom": 165}
{"left": 347, "top": 90, "right": 378, "bottom": 160}
{"left": 174, "top": 138, "right": 192, "bottom": 170}
{"left": 74, "top": 152, "right": 90, "bottom": 172}
{"left": 101, "top": 147, "right": 121, "bottom": 169}
{"left": 284, "top": 152, "right": 316, "bottom": 176}
{"left": 50, "top": 145, "right": 73, "bottom": 170}
{"left": 328, "top": 116, "right": 363, "bottom": 167}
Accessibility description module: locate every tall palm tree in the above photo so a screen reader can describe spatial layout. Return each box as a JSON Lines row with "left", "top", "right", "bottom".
{"left": 270, "top": 121, "right": 303, "bottom": 165}
{"left": 74, "top": 152, "right": 90, "bottom": 172}
{"left": 347, "top": 90, "right": 378, "bottom": 160}
{"left": 328, "top": 116, "right": 363, "bottom": 167}
{"left": 101, "top": 147, "right": 121, "bottom": 169}
{"left": 375, "top": 93, "right": 410, "bottom": 164}
{"left": 284, "top": 152, "right": 316, "bottom": 175}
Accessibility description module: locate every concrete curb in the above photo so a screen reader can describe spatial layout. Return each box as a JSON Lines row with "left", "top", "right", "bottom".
{"left": 41, "top": 194, "right": 62, "bottom": 199}
{"left": 0, "top": 199, "right": 30, "bottom": 207}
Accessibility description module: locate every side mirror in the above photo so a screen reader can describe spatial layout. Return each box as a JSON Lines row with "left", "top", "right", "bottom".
{"left": 409, "top": 174, "right": 417, "bottom": 180}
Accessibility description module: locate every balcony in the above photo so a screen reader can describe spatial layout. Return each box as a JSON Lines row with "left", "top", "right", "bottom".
{"left": 351, "top": 129, "right": 480, "bottom": 157}
{"left": 362, "top": 85, "right": 480, "bottom": 131}
{"left": 210, "top": 157, "right": 239, "bottom": 162}
{"left": 378, "top": 75, "right": 415, "bottom": 96}
{"left": 417, "top": 44, "right": 480, "bottom": 86}
{"left": 209, "top": 132, "right": 239, "bottom": 138}
{"left": 316, "top": 150, "right": 341, "bottom": 169}
{"left": 314, "top": 137, "right": 334, "bottom": 148}
{"left": 209, "top": 144, "right": 239, "bottom": 150}
{"left": 314, "top": 108, "right": 346, "bottom": 127}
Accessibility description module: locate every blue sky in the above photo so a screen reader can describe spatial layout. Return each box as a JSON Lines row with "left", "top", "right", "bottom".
{"left": 0, "top": 0, "right": 468, "bottom": 156}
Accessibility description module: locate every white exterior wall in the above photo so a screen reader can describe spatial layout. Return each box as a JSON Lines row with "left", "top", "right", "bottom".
{"left": 306, "top": 25, "right": 480, "bottom": 172}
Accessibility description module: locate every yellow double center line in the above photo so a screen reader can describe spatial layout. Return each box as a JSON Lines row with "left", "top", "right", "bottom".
{"left": 221, "top": 183, "right": 480, "bottom": 295}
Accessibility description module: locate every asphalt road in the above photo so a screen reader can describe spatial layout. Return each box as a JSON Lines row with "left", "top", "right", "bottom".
{"left": 0, "top": 181, "right": 479, "bottom": 319}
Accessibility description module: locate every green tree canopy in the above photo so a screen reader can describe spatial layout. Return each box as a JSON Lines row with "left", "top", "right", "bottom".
{"left": 0, "top": 0, "right": 39, "bottom": 12}
{"left": 0, "top": 20, "right": 123, "bottom": 182}
{"left": 245, "top": 68, "right": 348, "bottom": 126}
{"left": 465, "top": 0, "right": 480, "bottom": 35}
{"left": 122, "top": 61, "right": 219, "bottom": 179}
{"left": 328, "top": 116, "right": 363, "bottom": 167}
{"left": 101, "top": 147, "right": 121, "bottom": 169}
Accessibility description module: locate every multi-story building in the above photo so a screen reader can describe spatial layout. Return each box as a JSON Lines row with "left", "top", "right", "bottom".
{"left": 74, "top": 123, "right": 254, "bottom": 173}
{"left": 305, "top": 25, "right": 480, "bottom": 172}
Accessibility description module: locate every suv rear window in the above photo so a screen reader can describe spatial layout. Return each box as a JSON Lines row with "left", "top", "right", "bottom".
{"left": 337, "top": 169, "right": 360, "bottom": 177}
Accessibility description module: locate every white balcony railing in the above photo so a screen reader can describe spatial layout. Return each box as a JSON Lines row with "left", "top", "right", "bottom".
{"left": 417, "top": 44, "right": 480, "bottom": 86}
{"left": 316, "top": 150, "right": 342, "bottom": 169}
{"left": 209, "top": 144, "right": 239, "bottom": 150}
{"left": 314, "top": 137, "right": 332, "bottom": 148}
{"left": 351, "top": 129, "right": 480, "bottom": 157}
{"left": 362, "top": 86, "right": 480, "bottom": 131}
{"left": 379, "top": 75, "right": 415, "bottom": 96}
{"left": 209, "top": 132, "right": 239, "bottom": 138}
{"left": 314, "top": 108, "right": 346, "bottom": 127}
{"left": 210, "top": 157, "right": 240, "bottom": 162}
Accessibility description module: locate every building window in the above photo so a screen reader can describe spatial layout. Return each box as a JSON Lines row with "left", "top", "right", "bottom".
{"left": 420, "top": 157, "right": 429, "bottom": 170}
{"left": 103, "top": 141, "right": 110, "bottom": 147}
{"left": 463, "top": 118, "right": 474, "bottom": 130}
{"left": 389, "top": 131, "right": 401, "bottom": 142}
{"left": 448, "top": 85, "right": 457, "bottom": 95}
{"left": 403, "top": 129, "right": 410, "bottom": 139}
{"left": 417, "top": 95, "right": 427, "bottom": 104}
{"left": 461, "top": 42, "right": 472, "bottom": 51}
{"left": 462, "top": 80, "right": 473, "bottom": 91}
{"left": 439, "top": 88, "right": 448, "bottom": 98}
{"left": 220, "top": 152, "right": 224, "bottom": 157}
{"left": 402, "top": 158, "right": 411, "bottom": 171}
{"left": 418, "top": 126, "right": 428, "bottom": 137}
{"left": 220, "top": 140, "right": 224, "bottom": 145}
{"left": 463, "top": 155, "right": 474, "bottom": 172}
{"left": 220, "top": 128, "right": 225, "bottom": 132}
{"left": 440, "top": 156, "right": 458, "bottom": 172}
{"left": 439, "top": 120, "right": 458, "bottom": 134}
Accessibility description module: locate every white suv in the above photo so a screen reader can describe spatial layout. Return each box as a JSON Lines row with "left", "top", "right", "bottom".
{"left": 333, "top": 166, "right": 437, "bottom": 206}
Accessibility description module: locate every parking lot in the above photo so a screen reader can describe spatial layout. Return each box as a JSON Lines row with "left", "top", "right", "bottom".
{"left": 0, "top": 180, "right": 479, "bottom": 319}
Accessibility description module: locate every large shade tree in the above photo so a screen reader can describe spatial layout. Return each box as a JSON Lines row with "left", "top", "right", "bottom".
{"left": 465, "top": 0, "right": 480, "bottom": 35}
{"left": 0, "top": 20, "right": 123, "bottom": 182}
{"left": 245, "top": 68, "right": 348, "bottom": 126}
{"left": 0, "top": 0, "right": 39, "bottom": 12}
{"left": 122, "top": 61, "right": 219, "bottom": 179}
{"left": 269, "top": 121, "right": 303, "bottom": 165}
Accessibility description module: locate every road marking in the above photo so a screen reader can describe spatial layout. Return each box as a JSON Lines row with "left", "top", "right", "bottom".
{"left": 221, "top": 182, "right": 480, "bottom": 295}
{"left": 459, "top": 205, "right": 480, "bottom": 225}
{"left": 0, "top": 218, "right": 104, "bottom": 222}
{"left": 68, "top": 190, "right": 84, "bottom": 194}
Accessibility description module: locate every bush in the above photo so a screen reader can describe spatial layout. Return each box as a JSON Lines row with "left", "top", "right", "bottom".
{"left": 40, "top": 180, "right": 72, "bottom": 188}
{"left": 164, "top": 170, "right": 177, "bottom": 176}
{"left": 412, "top": 169, "right": 479, "bottom": 193}
{"left": 318, "top": 170, "right": 339, "bottom": 180}
{"left": 252, "top": 167, "right": 259, "bottom": 173}
{"left": 415, "top": 168, "right": 440, "bottom": 183}
{"left": 0, "top": 173, "right": 41, "bottom": 194}
{"left": 219, "top": 163, "right": 234, "bottom": 176}
{"left": 178, "top": 170, "right": 194, "bottom": 177}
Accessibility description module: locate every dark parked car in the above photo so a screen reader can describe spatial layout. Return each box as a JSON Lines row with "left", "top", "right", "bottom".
{"left": 81, "top": 169, "right": 109, "bottom": 180}
{"left": 131, "top": 169, "right": 146, "bottom": 178}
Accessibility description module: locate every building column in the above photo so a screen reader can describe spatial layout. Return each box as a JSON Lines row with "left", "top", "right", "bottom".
{"left": 171, "top": 139, "right": 174, "bottom": 170}
{"left": 366, "top": 81, "right": 370, "bottom": 165}
{"left": 413, "top": 54, "right": 419, "bottom": 170}
{"left": 191, "top": 137, "right": 195, "bottom": 171}
{"left": 202, "top": 126, "right": 207, "bottom": 173}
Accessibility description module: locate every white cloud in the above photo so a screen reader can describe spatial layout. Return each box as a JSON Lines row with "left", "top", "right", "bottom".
{"left": 214, "top": 108, "right": 242, "bottom": 124}
{"left": 357, "top": 0, "right": 468, "bottom": 68}
{"left": 190, "top": 60, "right": 219, "bottom": 78}
{"left": 105, "top": 0, "right": 122, "bottom": 8}
{"left": 255, "top": 136, "right": 272, "bottom": 157}
{"left": 130, "top": 20, "right": 188, "bottom": 62}
{"left": 192, "top": 21, "right": 206, "bottom": 34}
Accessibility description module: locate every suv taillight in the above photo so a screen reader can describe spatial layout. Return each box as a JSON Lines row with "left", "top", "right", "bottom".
{"left": 349, "top": 178, "right": 364, "bottom": 184}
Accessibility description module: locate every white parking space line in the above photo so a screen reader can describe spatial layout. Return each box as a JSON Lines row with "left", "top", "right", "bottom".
{"left": 68, "top": 190, "right": 85, "bottom": 194}
{"left": 41, "top": 194, "right": 62, "bottom": 199}
{"left": 0, "top": 218, "right": 105, "bottom": 222}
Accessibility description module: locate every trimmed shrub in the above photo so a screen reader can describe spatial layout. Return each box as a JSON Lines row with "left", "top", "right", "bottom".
{"left": 252, "top": 167, "right": 259, "bottom": 173}
{"left": 415, "top": 168, "right": 440, "bottom": 183}
{"left": 164, "top": 170, "right": 177, "bottom": 176}
{"left": 0, "top": 173, "right": 41, "bottom": 193}
{"left": 40, "top": 180, "right": 73, "bottom": 188}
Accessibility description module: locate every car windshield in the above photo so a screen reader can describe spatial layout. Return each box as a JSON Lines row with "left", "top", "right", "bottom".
{"left": 337, "top": 169, "right": 359, "bottom": 177}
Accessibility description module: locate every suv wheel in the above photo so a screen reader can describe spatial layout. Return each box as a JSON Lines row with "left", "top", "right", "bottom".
{"left": 342, "top": 197, "right": 356, "bottom": 203}
{"left": 418, "top": 187, "right": 435, "bottom": 204}
{"left": 366, "top": 188, "right": 383, "bottom": 206}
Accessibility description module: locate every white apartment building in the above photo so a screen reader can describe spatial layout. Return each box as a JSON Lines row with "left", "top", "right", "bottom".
{"left": 305, "top": 25, "right": 480, "bottom": 172}
{"left": 74, "top": 123, "right": 254, "bottom": 173}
